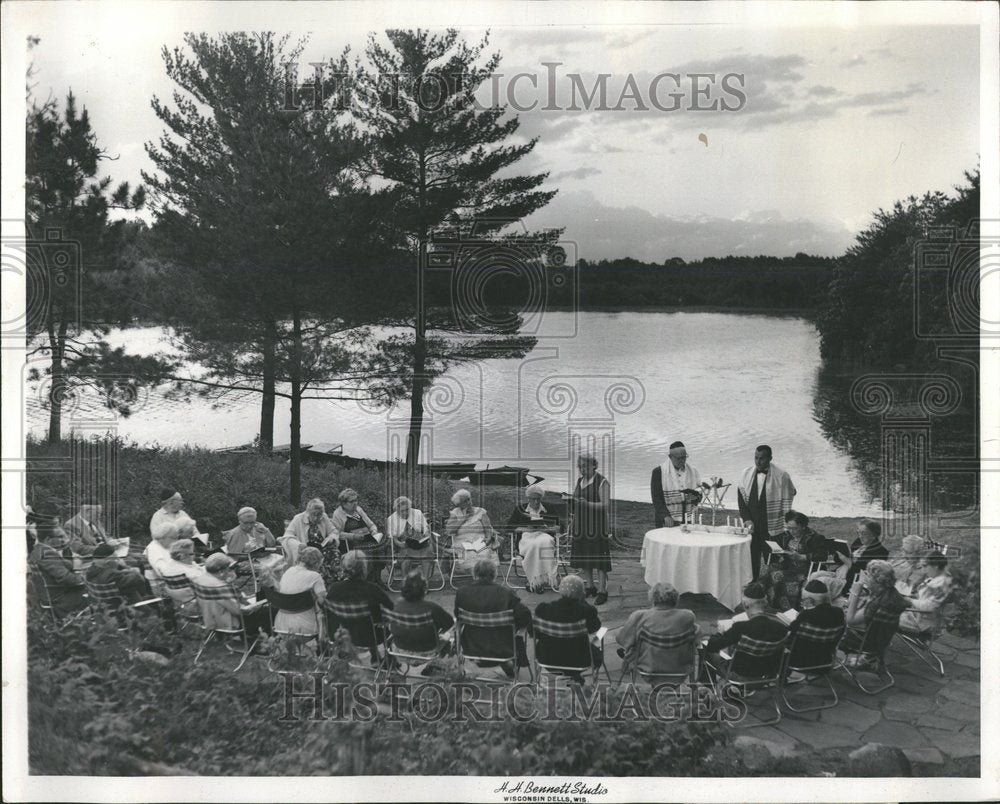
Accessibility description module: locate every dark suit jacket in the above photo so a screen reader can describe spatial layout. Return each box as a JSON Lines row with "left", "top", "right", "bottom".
{"left": 706, "top": 613, "right": 788, "bottom": 678}
{"left": 787, "top": 603, "right": 846, "bottom": 669}
{"left": 29, "top": 542, "right": 86, "bottom": 615}
{"left": 391, "top": 599, "right": 454, "bottom": 653}
{"left": 63, "top": 513, "right": 108, "bottom": 556}
{"left": 327, "top": 578, "right": 394, "bottom": 647}
{"left": 86, "top": 562, "right": 149, "bottom": 603}
{"left": 454, "top": 580, "right": 531, "bottom": 660}
{"left": 533, "top": 596, "right": 601, "bottom": 668}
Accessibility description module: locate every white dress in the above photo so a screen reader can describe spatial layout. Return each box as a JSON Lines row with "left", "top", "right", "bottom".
{"left": 517, "top": 505, "right": 557, "bottom": 591}
{"left": 274, "top": 565, "right": 326, "bottom": 636}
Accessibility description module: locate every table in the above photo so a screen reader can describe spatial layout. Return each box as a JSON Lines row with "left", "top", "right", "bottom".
{"left": 640, "top": 525, "right": 752, "bottom": 611}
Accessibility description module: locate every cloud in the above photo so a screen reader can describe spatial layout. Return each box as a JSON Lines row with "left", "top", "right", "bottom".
{"left": 868, "top": 106, "right": 909, "bottom": 117}
{"left": 806, "top": 84, "right": 839, "bottom": 97}
{"left": 841, "top": 54, "right": 868, "bottom": 68}
{"left": 841, "top": 82, "right": 927, "bottom": 107}
{"left": 550, "top": 166, "right": 602, "bottom": 181}
{"left": 525, "top": 190, "right": 855, "bottom": 261}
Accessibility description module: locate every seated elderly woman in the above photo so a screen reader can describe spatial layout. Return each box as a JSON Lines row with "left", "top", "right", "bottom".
{"left": 445, "top": 489, "right": 501, "bottom": 577}
{"left": 892, "top": 534, "right": 929, "bottom": 593}
{"left": 507, "top": 485, "right": 559, "bottom": 593}
{"left": 326, "top": 550, "right": 394, "bottom": 661}
{"left": 149, "top": 488, "right": 204, "bottom": 543}
{"left": 898, "top": 551, "right": 951, "bottom": 634}
{"left": 145, "top": 522, "right": 180, "bottom": 579}
{"left": 224, "top": 507, "right": 277, "bottom": 554}
{"left": 761, "top": 510, "right": 828, "bottom": 609}
{"left": 837, "top": 519, "right": 890, "bottom": 591}
{"left": 387, "top": 496, "right": 435, "bottom": 581}
{"left": 273, "top": 546, "right": 328, "bottom": 636}
{"left": 281, "top": 498, "right": 338, "bottom": 571}
{"left": 533, "top": 574, "right": 603, "bottom": 681}
{"left": 191, "top": 553, "right": 272, "bottom": 638}
{"left": 388, "top": 571, "right": 455, "bottom": 660}
{"left": 330, "top": 489, "right": 385, "bottom": 585}
{"left": 615, "top": 582, "right": 700, "bottom": 678}
{"left": 154, "top": 538, "right": 206, "bottom": 605}
{"left": 839, "top": 559, "right": 909, "bottom": 670}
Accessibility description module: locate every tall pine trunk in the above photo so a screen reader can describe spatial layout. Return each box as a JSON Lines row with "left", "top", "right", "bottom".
{"left": 259, "top": 321, "right": 276, "bottom": 454}
{"left": 46, "top": 321, "right": 68, "bottom": 445}
{"left": 289, "top": 310, "right": 303, "bottom": 506}
{"left": 405, "top": 233, "right": 428, "bottom": 471}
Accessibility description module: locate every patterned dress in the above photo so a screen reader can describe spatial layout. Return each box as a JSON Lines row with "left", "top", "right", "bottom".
{"left": 570, "top": 472, "right": 611, "bottom": 573}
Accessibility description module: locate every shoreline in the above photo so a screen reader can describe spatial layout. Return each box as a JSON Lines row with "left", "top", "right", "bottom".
{"left": 543, "top": 304, "right": 817, "bottom": 318}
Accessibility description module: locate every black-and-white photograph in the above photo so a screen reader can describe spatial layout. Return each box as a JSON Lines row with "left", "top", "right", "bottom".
{"left": 2, "top": 1, "right": 997, "bottom": 801}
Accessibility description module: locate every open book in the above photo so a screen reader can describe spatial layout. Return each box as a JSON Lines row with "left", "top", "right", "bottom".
{"left": 407, "top": 532, "right": 430, "bottom": 545}
{"left": 765, "top": 540, "right": 785, "bottom": 554}
{"left": 776, "top": 608, "right": 800, "bottom": 625}
{"left": 716, "top": 611, "right": 749, "bottom": 633}
{"left": 372, "top": 532, "right": 384, "bottom": 544}
{"left": 463, "top": 537, "right": 487, "bottom": 552}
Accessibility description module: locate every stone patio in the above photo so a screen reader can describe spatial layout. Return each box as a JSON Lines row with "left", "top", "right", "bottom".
{"left": 422, "top": 543, "right": 981, "bottom": 773}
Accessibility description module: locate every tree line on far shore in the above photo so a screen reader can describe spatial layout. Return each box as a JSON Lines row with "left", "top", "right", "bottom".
{"left": 24, "top": 29, "right": 980, "bottom": 505}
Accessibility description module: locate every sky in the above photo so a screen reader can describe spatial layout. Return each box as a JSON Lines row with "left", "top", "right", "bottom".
{"left": 15, "top": 2, "right": 983, "bottom": 262}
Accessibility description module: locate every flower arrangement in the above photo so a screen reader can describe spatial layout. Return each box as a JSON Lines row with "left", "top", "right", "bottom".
{"left": 699, "top": 476, "right": 725, "bottom": 491}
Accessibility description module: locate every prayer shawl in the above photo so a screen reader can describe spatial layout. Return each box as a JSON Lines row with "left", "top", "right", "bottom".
{"left": 660, "top": 462, "right": 702, "bottom": 519}
{"left": 738, "top": 463, "right": 796, "bottom": 535}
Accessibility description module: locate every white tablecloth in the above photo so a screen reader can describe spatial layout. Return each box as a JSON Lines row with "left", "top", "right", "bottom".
{"left": 641, "top": 526, "right": 752, "bottom": 611}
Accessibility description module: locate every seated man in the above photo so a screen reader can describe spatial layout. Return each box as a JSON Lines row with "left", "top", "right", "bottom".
{"left": 63, "top": 498, "right": 109, "bottom": 557}
{"left": 704, "top": 582, "right": 788, "bottom": 679}
{"left": 86, "top": 543, "right": 152, "bottom": 605}
{"left": 224, "top": 507, "right": 277, "bottom": 554}
{"left": 837, "top": 519, "right": 890, "bottom": 590}
{"left": 786, "top": 579, "right": 846, "bottom": 672}
{"left": 615, "top": 582, "right": 700, "bottom": 678}
{"left": 389, "top": 570, "right": 454, "bottom": 658}
{"left": 534, "top": 574, "right": 603, "bottom": 681}
{"left": 326, "top": 550, "right": 393, "bottom": 660}
{"left": 28, "top": 519, "right": 87, "bottom": 616}
{"left": 454, "top": 558, "right": 531, "bottom": 674}
{"left": 191, "top": 553, "right": 272, "bottom": 638}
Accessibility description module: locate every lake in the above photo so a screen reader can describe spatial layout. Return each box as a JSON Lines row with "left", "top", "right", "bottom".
{"left": 27, "top": 310, "right": 895, "bottom": 516}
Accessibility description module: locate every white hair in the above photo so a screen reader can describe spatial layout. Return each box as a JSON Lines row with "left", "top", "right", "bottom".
{"left": 451, "top": 488, "right": 472, "bottom": 506}
{"left": 153, "top": 522, "right": 179, "bottom": 542}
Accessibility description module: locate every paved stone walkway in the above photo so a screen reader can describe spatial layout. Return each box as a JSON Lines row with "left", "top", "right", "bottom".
{"left": 423, "top": 543, "right": 981, "bottom": 771}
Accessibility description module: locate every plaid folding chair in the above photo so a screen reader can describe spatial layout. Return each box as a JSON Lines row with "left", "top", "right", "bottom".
{"left": 532, "top": 616, "right": 611, "bottom": 688}
{"left": 779, "top": 622, "right": 846, "bottom": 712}
{"left": 380, "top": 606, "right": 448, "bottom": 681}
{"left": 28, "top": 566, "right": 88, "bottom": 628}
{"left": 191, "top": 582, "right": 267, "bottom": 672}
{"left": 838, "top": 607, "right": 900, "bottom": 694}
{"left": 616, "top": 625, "right": 699, "bottom": 688}
{"left": 160, "top": 573, "right": 201, "bottom": 632}
{"left": 324, "top": 598, "right": 388, "bottom": 682}
{"left": 705, "top": 633, "right": 788, "bottom": 727}
{"left": 455, "top": 607, "right": 531, "bottom": 683}
{"left": 387, "top": 532, "right": 446, "bottom": 592}
{"left": 894, "top": 596, "right": 951, "bottom": 677}
{"left": 84, "top": 578, "right": 164, "bottom": 646}
{"left": 264, "top": 587, "right": 326, "bottom": 672}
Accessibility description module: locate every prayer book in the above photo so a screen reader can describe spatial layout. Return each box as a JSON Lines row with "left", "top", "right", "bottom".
{"left": 107, "top": 537, "right": 130, "bottom": 558}
{"left": 465, "top": 537, "right": 487, "bottom": 552}
{"left": 716, "top": 612, "right": 749, "bottom": 633}
{"left": 594, "top": 626, "right": 608, "bottom": 641}
{"left": 372, "top": 532, "right": 384, "bottom": 544}
{"left": 408, "top": 531, "right": 430, "bottom": 545}
{"left": 765, "top": 540, "right": 785, "bottom": 554}
{"left": 777, "top": 608, "right": 800, "bottom": 625}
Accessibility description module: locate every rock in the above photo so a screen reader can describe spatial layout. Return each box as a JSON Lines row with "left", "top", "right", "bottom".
{"left": 914, "top": 713, "right": 966, "bottom": 732}
{"left": 133, "top": 650, "right": 170, "bottom": 666}
{"left": 953, "top": 652, "right": 980, "bottom": 669}
{"left": 918, "top": 727, "right": 981, "bottom": 759}
{"left": 848, "top": 743, "right": 912, "bottom": 776}
{"left": 733, "top": 738, "right": 771, "bottom": 771}
{"left": 938, "top": 678, "right": 980, "bottom": 703}
{"left": 818, "top": 699, "right": 881, "bottom": 732}
{"left": 902, "top": 747, "right": 945, "bottom": 766}
{"left": 734, "top": 734, "right": 798, "bottom": 761}
{"left": 930, "top": 701, "right": 980, "bottom": 723}
{"left": 862, "top": 719, "right": 930, "bottom": 748}
{"left": 882, "top": 692, "right": 934, "bottom": 720}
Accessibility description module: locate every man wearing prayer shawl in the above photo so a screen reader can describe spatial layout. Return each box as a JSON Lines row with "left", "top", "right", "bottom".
{"left": 737, "top": 444, "right": 796, "bottom": 580}
{"left": 651, "top": 441, "right": 702, "bottom": 528}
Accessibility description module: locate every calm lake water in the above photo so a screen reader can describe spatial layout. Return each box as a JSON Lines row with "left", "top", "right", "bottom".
{"left": 28, "top": 311, "right": 894, "bottom": 516}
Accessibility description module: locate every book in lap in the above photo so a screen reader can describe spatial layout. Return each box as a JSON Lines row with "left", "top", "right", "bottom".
{"left": 716, "top": 612, "right": 749, "bottom": 633}
{"left": 765, "top": 540, "right": 785, "bottom": 554}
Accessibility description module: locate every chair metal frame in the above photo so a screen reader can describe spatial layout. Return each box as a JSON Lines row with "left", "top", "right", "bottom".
{"left": 28, "top": 566, "right": 88, "bottom": 628}
{"left": 387, "top": 532, "right": 446, "bottom": 592}
{"left": 704, "top": 632, "right": 789, "bottom": 727}
{"left": 455, "top": 607, "right": 532, "bottom": 684}
{"left": 191, "top": 581, "right": 267, "bottom": 672}
{"left": 447, "top": 537, "right": 502, "bottom": 590}
{"left": 894, "top": 598, "right": 951, "bottom": 677}
{"left": 324, "top": 598, "right": 389, "bottom": 682}
{"left": 504, "top": 518, "right": 561, "bottom": 591}
{"left": 837, "top": 609, "right": 899, "bottom": 694}
{"left": 778, "top": 622, "right": 846, "bottom": 712}
{"left": 159, "top": 573, "right": 202, "bottom": 632}
{"left": 264, "top": 587, "right": 326, "bottom": 672}
{"left": 615, "top": 625, "right": 700, "bottom": 689}
{"left": 380, "top": 606, "right": 449, "bottom": 681}
{"left": 531, "top": 615, "right": 612, "bottom": 689}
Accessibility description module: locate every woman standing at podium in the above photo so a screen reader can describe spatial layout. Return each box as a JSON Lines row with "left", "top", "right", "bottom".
{"left": 565, "top": 453, "right": 612, "bottom": 605}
